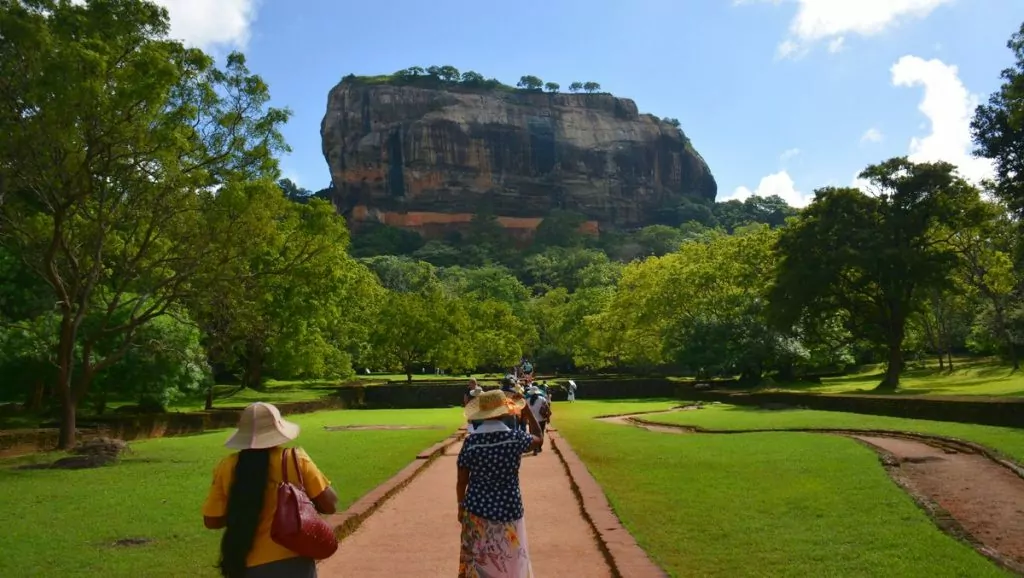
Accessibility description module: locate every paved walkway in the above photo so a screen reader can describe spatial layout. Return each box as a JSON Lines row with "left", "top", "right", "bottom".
{"left": 319, "top": 436, "right": 614, "bottom": 577}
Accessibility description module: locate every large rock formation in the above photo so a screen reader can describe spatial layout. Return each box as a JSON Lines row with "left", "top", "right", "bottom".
{"left": 321, "top": 78, "right": 717, "bottom": 238}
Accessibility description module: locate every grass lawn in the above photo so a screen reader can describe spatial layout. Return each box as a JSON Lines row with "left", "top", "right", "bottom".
{"left": 0, "top": 407, "right": 463, "bottom": 578}
{"left": 769, "top": 357, "right": 1024, "bottom": 397}
{"left": 167, "top": 380, "right": 340, "bottom": 412}
{"left": 651, "top": 402, "right": 1024, "bottom": 463}
{"left": 553, "top": 400, "right": 1008, "bottom": 578}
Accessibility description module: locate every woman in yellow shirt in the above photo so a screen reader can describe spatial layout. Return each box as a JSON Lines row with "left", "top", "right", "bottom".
{"left": 203, "top": 402, "right": 339, "bottom": 578}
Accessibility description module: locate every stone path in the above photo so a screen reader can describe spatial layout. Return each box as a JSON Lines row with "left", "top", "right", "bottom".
{"left": 318, "top": 437, "right": 614, "bottom": 577}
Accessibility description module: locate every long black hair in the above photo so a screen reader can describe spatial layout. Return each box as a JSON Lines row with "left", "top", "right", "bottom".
{"left": 218, "top": 449, "right": 271, "bottom": 578}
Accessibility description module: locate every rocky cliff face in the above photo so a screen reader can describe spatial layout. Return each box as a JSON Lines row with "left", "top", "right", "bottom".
{"left": 320, "top": 79, "right": 717, "bottom": 237}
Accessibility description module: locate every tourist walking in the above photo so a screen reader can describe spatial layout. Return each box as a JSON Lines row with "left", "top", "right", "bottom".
{"left": 526, "top": 386, "right": 551, "bottom": 455}
{"left": 567, "top": 380, "right": 577, "bottom": 402}
{"left": 202, "top": 402, "right": 339, "bottom": 578}
{"left": 457, "top": 390, "right": 544, "bottom": 577}
{"left": 463, "top": 378, "right": 482, "bottom": 407}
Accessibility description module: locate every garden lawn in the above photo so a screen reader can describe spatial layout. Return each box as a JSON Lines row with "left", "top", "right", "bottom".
{"left": 553, "top": 400, "right": 1008, "bottom": 578}
{"left": 654, "top": 403, "right": 1024, "bottom": 462}
{"left": 166, "top": 380, "right": 340, "bottom": 411}
{"left": 0, "top": 407, "right": 463, "bottom": 578}
{"left": 769, "top": 357, "right": 1024, "bottom": 397}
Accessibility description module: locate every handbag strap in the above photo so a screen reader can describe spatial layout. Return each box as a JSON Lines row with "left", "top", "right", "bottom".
{"left": 290, "top": 447, "right": 306, "bottom": 488}
{"left": 280, "top": 448, "right": 290, "bottom": 484}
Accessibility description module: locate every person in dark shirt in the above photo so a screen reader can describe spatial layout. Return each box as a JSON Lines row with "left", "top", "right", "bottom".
{"left": 456, "top": 389, "right": 543, "bottom": 577}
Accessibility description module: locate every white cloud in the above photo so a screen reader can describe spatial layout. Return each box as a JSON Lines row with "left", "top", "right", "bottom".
{"left": 827, "top": 37, "right": 846, "bottom": 53}
{"left": 727, "top": 171, "right": 813, "bottom": 208}
{"left": 780, "top": 148, "right": 801, "bottom": 161}
{"left": 891, "top": 55, "right": 994, "bottom": 183}
{"left": 151, "top": 0, "right": 259, "bottom": 51}
{"left": 745, "top": 0, "right": 954, "bottom": 57}
{"left": 860, "top": 128, "right": 884, "bottom": 144}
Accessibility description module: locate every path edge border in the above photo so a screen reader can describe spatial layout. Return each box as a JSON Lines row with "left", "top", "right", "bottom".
{"left": 328, "top": 427, "right": 466, "bottom": 541}
{"left": 629, "top": 415, "right": 1024, "bottom": 482}
{"left": 547, "top": 429, "right": 669, "bottom": 578}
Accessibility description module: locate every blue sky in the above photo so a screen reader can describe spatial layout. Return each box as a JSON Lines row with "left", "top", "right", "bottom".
{"left": 156, "top": 0, "right": 1021, "bottom": 207}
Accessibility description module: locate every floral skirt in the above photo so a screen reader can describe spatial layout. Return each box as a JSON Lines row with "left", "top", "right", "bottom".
{"left": 459, "top": 511, "right": 533, "bottom": 578}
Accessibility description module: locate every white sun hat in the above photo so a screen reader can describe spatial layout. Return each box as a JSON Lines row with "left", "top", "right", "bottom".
{"left": 224, "top": 402, "right": 301, "bottom": 450}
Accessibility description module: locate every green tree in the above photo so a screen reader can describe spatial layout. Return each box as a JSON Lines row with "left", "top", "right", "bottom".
{"left": 568, "top": 82, "right": 583, "bottom": 93}
{"left": 971, "top": 22, "right": 1024, "bottom": 215}
{"left": 583, "top": 81, "right": 601, "bottom": 93}
{"left": 532, "top": 209, "right": 588, "bottom": 249}
{"left": 544, "top": 82, "right": 560, "bottom": 93}
{"left": 460, "top": 71, "right": 485, "bottom": 86}
{"left": 278, "top": 178, "right": 313, "bottom": 203}
{"left": 770, "top": 158, "right": 986, "bottom": 390}
{"left": 948, "top": 208, "right": 1023, "bottom": 368}
{"left": 361, "top": 255, "right": 438, "bottom": 293}
{"left": 437, "top": 65, "right": 461, "bottom": 83}
{"left": 193, "top": 195, "right": 377, "bottom": 395}
{"left": 0, "top": 0, "right": 290, "bottom": 447}
{"left": 466, "top": 299, "right": 534, "bottom": 370}
{"left": 517, "top": 75, "right": 544, "bottom": 91}
{"left": 440, "top": 266, "right": 531, "bottom": 312}
{"left": 369, "top": 288, "right": 469, "bottom": 381}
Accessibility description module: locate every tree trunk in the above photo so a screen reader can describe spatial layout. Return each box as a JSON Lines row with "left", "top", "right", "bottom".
{"left": 205, "top": 385, "right": 214, "bottom": 410}
{"left": 946, "top": 350, "right": 954, "bottom": 371}
{"left": 25, "top": 380, "right": 45, "bottom": 411}
{"left": 405, "top": 364, "right": 413, "bottom": 383}
{"left": 58, "top": 385, "right": 77, "bottom": 450}
{"left": 241, "top": 341, "right": 265, "bottom": 391}
{"left": 56, "top": 317, "right": 78, "bottom": 450}
{"left": 937, "top": 355, "right": 944, "bottom": 370}
{"left": 876, "top": 341, "right": 902, "bottom": 391}
{"left": 1010, "top": 342, "right": 1020, "bottom": 371}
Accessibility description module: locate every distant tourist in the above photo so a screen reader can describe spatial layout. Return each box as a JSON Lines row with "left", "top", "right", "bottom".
{"left": 457, "top": 390, "right": 544, "bottom": 577}
{"left": 567, "top": 380, "right": 577, "bottom": 402}
{"left": 202, "top": 402, "right": 339, "bottom": 578}
{"left": 526, "top": 386, "right": 552, "bottom": 455}
{"left": 463, "top": 378, "right": 482, "bottom": 407}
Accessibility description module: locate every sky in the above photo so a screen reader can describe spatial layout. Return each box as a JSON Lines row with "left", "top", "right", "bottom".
{"left": 150, "top": 0, "right": 1022, "bottom": 208}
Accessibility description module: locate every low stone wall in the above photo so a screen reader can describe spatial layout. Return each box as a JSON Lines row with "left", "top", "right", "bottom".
{"left": 339, "top": 377, "right": 687, "bottom": 408}
{"left": 681, "top": 389, "right": 1024, "bottom": 429}
{"left": 0, "top": 397, "right": 346, "bottom": 456}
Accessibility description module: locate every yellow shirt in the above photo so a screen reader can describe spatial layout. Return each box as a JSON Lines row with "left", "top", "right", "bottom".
{"left": 202, "top": 446, "right": 332, "bottom": 568}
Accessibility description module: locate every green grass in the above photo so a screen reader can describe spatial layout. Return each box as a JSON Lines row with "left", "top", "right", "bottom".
{"left": 0, "top": 407, "right": 463, "bottom": 578}
{"left": 167, "top": 381, "right": 340, "bottom": 412}
{"left": 553, "top": 400, "right": 1008, "bottom": 577}
{"left": 770, "top": 357, "right": 1024, "bottom": 397}
{"left": 651, "top": 402, "right": 1024, "bottom": 462}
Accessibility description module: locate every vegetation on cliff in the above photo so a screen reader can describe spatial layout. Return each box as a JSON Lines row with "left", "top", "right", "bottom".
{"left": 343, "top": 64, "right": 603, "bottom": 96}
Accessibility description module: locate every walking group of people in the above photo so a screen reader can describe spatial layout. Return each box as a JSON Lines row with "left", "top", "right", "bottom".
{"left": 201, "top": 361, "right": 577, "bottom": 578}
{"left": 456, "top": 364, "right": 565, "bottom": 577}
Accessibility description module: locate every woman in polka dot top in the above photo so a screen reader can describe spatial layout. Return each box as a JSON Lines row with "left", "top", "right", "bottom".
{"left": 456, "top": 389, "right": 543, "bottom": 577}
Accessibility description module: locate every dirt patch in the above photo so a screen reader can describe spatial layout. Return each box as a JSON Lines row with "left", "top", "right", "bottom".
{"left": 111, "top": 537, "right": 153, "bottom": 548}
{"left": 323, "top": 425, "right": 444, "bottom": 431}
{"left": 608, "top": 411, "right": 1024, "bottom": 575}
{"left": 854, "top": 435, "right": 1024, "bottom": 574}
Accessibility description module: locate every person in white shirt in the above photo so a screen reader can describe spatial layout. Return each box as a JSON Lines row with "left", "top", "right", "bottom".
{"left": 525, "top": 386, "right": 551, "bottom": 455}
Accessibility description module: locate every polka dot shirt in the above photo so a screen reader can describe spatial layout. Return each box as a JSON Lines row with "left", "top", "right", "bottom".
{"left": 457, "top": 427, "right": 534, "bottom": 522}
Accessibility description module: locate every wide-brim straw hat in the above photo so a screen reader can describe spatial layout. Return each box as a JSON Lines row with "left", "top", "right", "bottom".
{"left": 225, "top": 402, "right": 300, "bottom": 450}
{"left": 465, "top": 389, "right": 525, "bottom": 421}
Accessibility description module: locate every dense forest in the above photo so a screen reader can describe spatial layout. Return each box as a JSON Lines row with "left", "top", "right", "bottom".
{"left": 1, "top": 1, "right": 1023, "bottom": 448}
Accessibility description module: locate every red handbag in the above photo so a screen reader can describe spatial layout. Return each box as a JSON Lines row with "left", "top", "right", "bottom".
{"left": 270, "top": 448, "right": 339, "bottom": 559}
